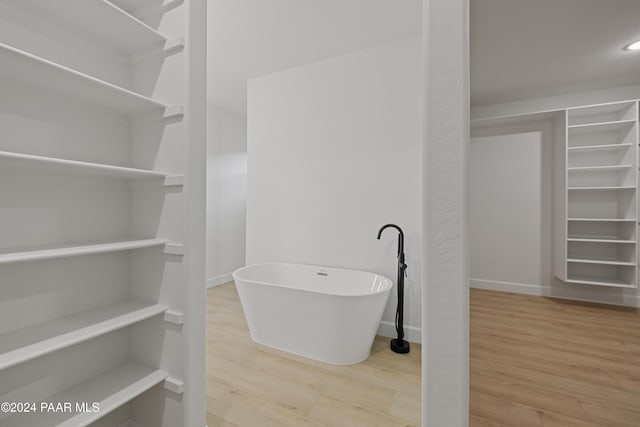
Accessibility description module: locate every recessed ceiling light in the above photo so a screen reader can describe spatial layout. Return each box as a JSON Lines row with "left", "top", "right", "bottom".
{"left": 624, "top": 40, "right": 640, "bottom": 51}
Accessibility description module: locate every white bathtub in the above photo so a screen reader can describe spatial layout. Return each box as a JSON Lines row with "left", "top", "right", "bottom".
{"left": 232, "top": 263, "right": 393, "bottom": 365}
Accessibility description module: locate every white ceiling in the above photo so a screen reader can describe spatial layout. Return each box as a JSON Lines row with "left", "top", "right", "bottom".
{"left": 471, "top": 0, "right": 640, "bottom": 106}
{"left": 207, "top": 0, "right": 640, "bottom": 114}
{"left": 207, "top": 0, "right": 422, "bottom": 116}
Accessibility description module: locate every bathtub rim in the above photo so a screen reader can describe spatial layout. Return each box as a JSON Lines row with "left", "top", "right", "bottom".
{"left": 232, "top": 262, "right": 394, "bottom": 297}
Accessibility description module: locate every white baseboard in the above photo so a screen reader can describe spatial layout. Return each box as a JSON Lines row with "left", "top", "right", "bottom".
{"left": 469, "top": 278, "right": 545, "bottom": 296}
{"left": 206, "top": 272, "right": 233, "bottom": 289}
{"left": 378, "top": 321, "right": 422, "bottom": 344}
{"left": 470, "top": 278, "right": 640, "bottom": 308}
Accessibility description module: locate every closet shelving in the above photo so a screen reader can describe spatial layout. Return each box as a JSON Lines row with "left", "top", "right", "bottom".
{"left": 0, "top": 42, "right": 170, "bottom": 115}
{"left": 471, "top": 99, "right": 640, "bottom": 289}
{"left": 0, "top": 302, "right": 168, "bottom": 370}
{"left": 0, "top": 239, "right": 169, "bottom": 265}
{"left": 0, "top": 151, "right": 182, "bottom": 182}
{"left": 12, "top": 0, "right": 167, "bottom": 55}
{"left": 2, "top": 363, "right": 168, "bottom": 427}
{"left": 0, "top": 0, "right": 205, "bottom": 425}
{"left": 568, "top": 142, "right": 633, "bottom": 152}
{"left": 564, "top": 101, "right": 638, "bottom": 287}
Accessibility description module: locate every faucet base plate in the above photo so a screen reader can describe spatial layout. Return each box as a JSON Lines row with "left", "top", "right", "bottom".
{"left": 390, "top": 338, "right": 410, "bottom": 354}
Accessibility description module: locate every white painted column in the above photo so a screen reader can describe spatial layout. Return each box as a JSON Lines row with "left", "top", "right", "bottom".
{"left": 184, "top": 0, "right": 207, "bottom": 426}
{"left": 422, "top": 0, "right": 470, "bottom": 426}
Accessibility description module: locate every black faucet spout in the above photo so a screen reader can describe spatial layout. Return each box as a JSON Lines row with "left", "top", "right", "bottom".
{"left": 377, "top": 223, "right": 404, "bottom": 258}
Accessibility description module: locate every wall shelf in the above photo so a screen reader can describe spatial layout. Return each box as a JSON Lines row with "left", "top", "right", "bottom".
{"left": 10, "top": 0, "right": 167, "bottom": 55}
{"left": 567, "top": 143, "right": 632, "bottom": 152}
{"left": 567, "top": 186, "right": 636, "bottom": 191}
{"left": 567, "top": 258, "right": 636, "bottom": 266}
{"left": 0, "top": 151, "right": 177, "bottom": 181}
{"left": 0, "top": 239, "right": 169, "bottom": 265}
{"left": 565, "top": 276, "right": 636, "bottom": 288}
{"left": 567, "top": 237, "right": 636, "bottom": 243}
{"left": 0, "top": 302, "right": 167, "bottom": 371}
{"left": 567, "top": 101, "right": 637, "bottom": 126}
{"left": 2, "top": 362, "right": 167, "bottom": 427}
{"left": 567, "top": 120, "right": 636, "bottom": 134}
{"left": 0, "top": 42, "right": 169, "bottom": 115}
{"left": 568, "top": 165, "right": 632, "bottom": 172}
{"left": 568, "top": 218, "right": 637, "bottom": 222}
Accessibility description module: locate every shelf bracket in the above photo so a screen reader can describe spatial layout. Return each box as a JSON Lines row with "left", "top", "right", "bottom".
{"left": 131, "top": 37, "right": 184, "bottom": 63}
{"left": 164, "top": 175, "right": 184, "bottom": 187}
{"left": 164, "top": 310, "right": 184, "bottom": 325}
{"left": 133, "top": 0, "right": 184, "bottom": 19}
{"left": 164, "top": 377, "right": 184, "bottom": 394}
{"left": 162, "top": 37, "right": 185, "bottom": 57}
{"left": 163, "top": 243, "right": 184, "bottom": 256}
{"left": 164, "top": 105, "right": 184, "bottom": 121}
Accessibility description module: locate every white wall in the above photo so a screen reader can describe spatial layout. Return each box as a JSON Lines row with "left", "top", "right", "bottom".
{"left": 206, "top": 104, "right": 247, "bottom": 287}
{"left": 470, "top": 131, "right": 545, "bottom": 289}
{"left": 246, "top": 36, "right": 423, "bottom": 342}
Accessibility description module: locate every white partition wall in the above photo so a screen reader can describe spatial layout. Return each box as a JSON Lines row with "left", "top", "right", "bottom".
{"left": 0, "top": 0, "right": 206, "bottom": 425}
{"left": 422, "top": 0, "right": 469, "bottom": 425}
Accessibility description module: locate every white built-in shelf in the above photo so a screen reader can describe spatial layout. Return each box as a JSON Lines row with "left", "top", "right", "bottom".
{"left": 2, "top": 362, "right": 167, "bottom": 427}
{"left": 567, "top": 101, "right": 637, "bottom": 126}
{"left": 568, "top": 120, "right": 636, "bottom": 135}
{"left": 567, "top": 257, "right": 636, "bottom": 266}
{"left": 12, "top": 0, "right": 167, "bottom": 55}
{"left": 567, "top": 186, "right": 636, "bottom": 191}
{"left": 567, "top": 237, "right": 636, "bottom": 244}
{"left": 567, "top": 143, "right": 632, "bottom": 152}
{"left": 470, "top": 110, "right": 563, "bottom": 130}
{"left": 0, "top": 150, "right": 179, "bottom": 182}
{"left": 0, "top": 302, "right": 167, "bottom": 371}
{"left": 567, "top": 165, "right": 632, "bottom": 172}
{"left": 565, "top": 276, "right": 636, "bottom": 288}
{"left": 0, "top": 239, "right": 168, "bottom": 265}
{"left": 568, "top": 218, "right": 637, "bottom": 222}
{"left": 0, "top": 42, "right": 169, "bottom": 115}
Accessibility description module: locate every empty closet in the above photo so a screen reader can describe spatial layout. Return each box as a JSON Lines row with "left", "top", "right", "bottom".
{"left": 471, "top": 95, "right": 640, "bottom": 306}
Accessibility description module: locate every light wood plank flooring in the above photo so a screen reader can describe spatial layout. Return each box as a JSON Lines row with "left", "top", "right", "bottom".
{"left": 206, "top": 283, "right": 421, "bottom": 427}
{"left": 207, "top": 284, "right": 640, "bottom": 426}
{"left": 470, "top": 289, "right": 640, "bottom": 427}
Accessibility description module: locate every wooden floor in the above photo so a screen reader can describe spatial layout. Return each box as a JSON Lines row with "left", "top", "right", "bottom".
{"left": 470, "top": 289, "right": 640, "bottom": 427}
{"left": 206, "top": 284, "right": 640, "bottom": 427}
{"left": 206, "top": 283, "right": 421, "bottom": 427}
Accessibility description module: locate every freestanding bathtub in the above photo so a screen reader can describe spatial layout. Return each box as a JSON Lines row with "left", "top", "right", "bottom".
{"left": 232, "top": 263, "right": 393, "bottom": 365}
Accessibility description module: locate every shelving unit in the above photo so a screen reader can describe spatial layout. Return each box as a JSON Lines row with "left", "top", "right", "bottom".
{"left": 0, "top": 1, "right": 205, "bottom": 426}
{"left": 567, "top": 218, "right": 637, "bottom": 222}
{"left": 0, "top": 42, "right": 171, "bottom": 115}
{"left": 562, "top": 101, "right": 639, "bottom": 287}
{"left": 568, "top": 142, "right": 633, "bottom": 152}
{"left": 0, "top": 151, "right": 182, "bottom": 182}
{"left": 11, "top": 0, "right": 168, "bottom": 55}
{"left": 2, "top": 362, "right": 168, "bottom": 427}
{"left": 0, "top": 302, "right": 167, "bottom": 370}
{"left": 0, "top": 239, "right": 169, "bottom": 265}
{"left": 472, "top": 99, "right": 640, "bottom": 290}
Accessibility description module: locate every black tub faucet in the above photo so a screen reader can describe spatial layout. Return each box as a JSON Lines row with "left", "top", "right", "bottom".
{"left": 377, "top": 223, "right": 410, "bottom": 354}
